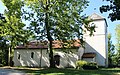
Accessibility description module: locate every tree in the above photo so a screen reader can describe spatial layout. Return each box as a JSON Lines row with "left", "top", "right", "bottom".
{"left": 100, "top": 0, "right": 120, "bottom": 66}
{"left": 108, "top": 33, "right": 116, "bottom": 67}
{"left": 0, "top": 13, "right": 9, "bottom": 66}
{"left": 2, "top": 0, "right": 95, "bottom": 68}
{"left": 0, "top": 37, "right": 9, "bottom": 66}
{"left": 1, "top": 0, "right": 34, "bottom": 66}
{"left": 23, "top": 0, "right": 95, "bottom": 68}
{"left": 100, "top": 0, "right": 120, "bottom": 21}
{"left": 107, "top": 24, "right": 120, "bottom": 67}
{"left": 115, "top": 24, "right": 120, "bottom": 65}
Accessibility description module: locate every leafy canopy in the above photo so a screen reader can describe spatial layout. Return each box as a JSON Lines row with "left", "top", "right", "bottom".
{"left": 1, "top": 0, "right": 34, "bottom": 47}
{"left": 100, "top": 0, "right": 120, "bottom": 21}
{"left": 23, "top": 0, "right": 93, "bottom": 44}
{"left": 115, "top": 24, "right": 120, "bottom": 54}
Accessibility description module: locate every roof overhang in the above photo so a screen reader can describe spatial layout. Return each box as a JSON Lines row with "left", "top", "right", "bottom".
{"left": 82, "top": 53, "right": 96, "bottom": 58}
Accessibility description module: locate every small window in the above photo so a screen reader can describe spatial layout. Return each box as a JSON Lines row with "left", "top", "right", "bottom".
{"left": 31, "top": 52, "right": 34, "bottom": 58}
{"left": 18, "top": 54, "right": 20, "bottom": 60}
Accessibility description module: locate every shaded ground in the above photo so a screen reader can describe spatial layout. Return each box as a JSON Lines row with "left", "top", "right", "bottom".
{"left": 22, "top": 68, "right": 120, "bottom": 75}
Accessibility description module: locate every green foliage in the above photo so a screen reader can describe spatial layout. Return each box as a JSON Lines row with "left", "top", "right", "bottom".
{"left": 2, "top": 0, "right": 95, "bottom": 68}
{"left": 0, "top": 14, "right": 9, "bottom": 66}
{"left": 1, "top": 0, "right": 34, "bottom": 66}
{"left": 76, "top": 60, "right": 98, "bottom": 70}
{"left": 2, "top": 0, "right": 34, "bottom": 47}
{"left": 115, "top": 24, "right": 120, "bottom": 46}
{"left": 23, "top": 0, "right": 94, "bottom": 68}
{"left": 83, "top": 62, "right": 99, "bottom": 70}
{"left": 0, "top": 64, "right": 3, "bottom": 67}
{"left": 23, "top": 0, "right": 94, "bottom": 44}
{"left": 107, "top": 33, "right": 116, "bottom": 67}
{"left": 115, "top": 24, "right": 120, "bottom": 66}
{"left": 100, "top": 0, "right": 120, "bottom": 21}
{"left": 76, "top": 60, "right": 87, "bottom": 69}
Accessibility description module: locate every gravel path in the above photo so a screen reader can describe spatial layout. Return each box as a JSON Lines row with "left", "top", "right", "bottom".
{"left": 0, "top": 68, "right": 30, "bottom": 75}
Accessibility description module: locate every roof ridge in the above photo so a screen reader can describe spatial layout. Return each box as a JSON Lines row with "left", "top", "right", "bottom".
{"left": 89, "top": 13, "right": 104, "bottom": 20}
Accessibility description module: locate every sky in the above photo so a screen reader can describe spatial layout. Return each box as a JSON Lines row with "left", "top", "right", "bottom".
{"left": 0, "top": 0, "right": 119, "bottom": 44}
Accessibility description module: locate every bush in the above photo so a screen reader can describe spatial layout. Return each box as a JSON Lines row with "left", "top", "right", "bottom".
{"left": 10, "top": 61, "right": 14, "bottom": 67}
{"left": 83, "top": 62, "right": 98, "bottom": 70}
{"left": 76, "top": 60, "right": 87, "bottom": 69}
{"left": 0, "top": 64, "right": 3, "bottom": 67}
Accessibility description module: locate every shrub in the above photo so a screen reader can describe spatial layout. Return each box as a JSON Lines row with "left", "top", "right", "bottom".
{"left": 10, "top": 61, "right": 14, "bottom": 67}
{"left": 83, "top": 62, "right": 99, "bottom": 70}
{"left": 0, "top": 64, "right": 3, "bottom": 67}
{"left": 76, "top": 60, "right": 87, "bottom": 69}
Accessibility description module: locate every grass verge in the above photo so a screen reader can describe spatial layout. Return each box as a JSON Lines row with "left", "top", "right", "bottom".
{"left": 14, "top": 68, "right": 120, "bottom": 75}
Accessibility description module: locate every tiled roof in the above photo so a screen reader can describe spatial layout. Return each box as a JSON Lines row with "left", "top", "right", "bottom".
{"left": 16, "top": 40, "right": 81, "bottom": 49}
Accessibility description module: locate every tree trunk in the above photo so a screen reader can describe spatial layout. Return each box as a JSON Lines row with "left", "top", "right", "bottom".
{"left": 4, "top": 49, "right": 9, "bottom": 66}
{"left": 45, "top": 10, "right": 55, "bottom": 68}
{"left": 49, "top": 40, "right": 55, "bottom": 68}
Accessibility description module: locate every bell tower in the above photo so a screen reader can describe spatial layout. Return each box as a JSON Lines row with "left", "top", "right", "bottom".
{"left": 83, "top": 13, "right": 108, "bottom": 67}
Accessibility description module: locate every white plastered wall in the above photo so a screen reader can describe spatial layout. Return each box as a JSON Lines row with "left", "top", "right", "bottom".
{"left": 83, "top": 19, "right": 108, "bottom": 66}
{"left": 13, "top": 49, "right": 78, "bottom": 68}
{"left": 13, "top": 49, "right": 49, "bottom": 67}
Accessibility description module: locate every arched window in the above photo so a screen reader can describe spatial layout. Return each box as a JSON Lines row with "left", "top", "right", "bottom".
{"left": 18, "top": 54, "right": 20, "bottom": 60}
{"left": 31, "top": 52, "right": 34, "bottom": 58}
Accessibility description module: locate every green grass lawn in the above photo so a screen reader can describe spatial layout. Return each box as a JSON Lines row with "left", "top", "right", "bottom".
{"left": 16, "top": 68, "right": 120, "bottom": 75}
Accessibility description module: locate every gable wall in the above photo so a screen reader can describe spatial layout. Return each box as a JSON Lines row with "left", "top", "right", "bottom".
{"left": 83, "top": 19, "right": 108, "bottom": 66}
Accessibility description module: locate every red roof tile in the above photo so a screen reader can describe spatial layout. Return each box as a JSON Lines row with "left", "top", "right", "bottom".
{"left": 16, "top": 40, "right": 81, "bottom": 49}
